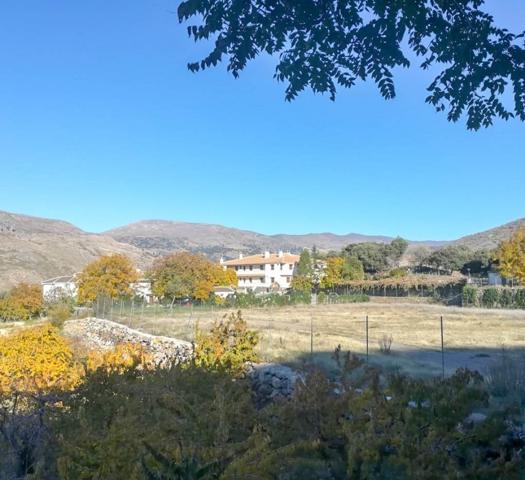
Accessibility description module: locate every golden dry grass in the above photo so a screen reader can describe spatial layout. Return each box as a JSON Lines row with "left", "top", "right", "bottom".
{"left": 117, "top": 300, "right": 525, "bottom": 376}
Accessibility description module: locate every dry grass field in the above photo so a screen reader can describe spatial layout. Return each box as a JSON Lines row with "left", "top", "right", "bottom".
{"left": 114, "top": 299, "right": 525, "bottom": 377}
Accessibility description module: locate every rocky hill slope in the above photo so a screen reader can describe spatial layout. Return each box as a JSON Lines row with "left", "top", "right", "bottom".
{"left": 453, "top": 218, "right": 525, "bottom": 251}
{"left": 104, "top": 220, "right": 445, "bottom": 260}
{"left": 0, "top": 211, "right": 150, "bottom": 291}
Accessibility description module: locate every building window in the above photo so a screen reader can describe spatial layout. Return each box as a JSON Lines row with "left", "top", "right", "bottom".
{"left": 249, "top": 265, "right": 253, "bottom": 271}
{"left": 289, "top": 264, "right": 294, "bottom": 269}
{"left": 271, "top": 264, "right": 275, "bottom": 270}
{"left": 271, "top": 277, "right": 275, "bottom": 283}
{"left": 249, "top": 278, "right": 253, "bottom": 283}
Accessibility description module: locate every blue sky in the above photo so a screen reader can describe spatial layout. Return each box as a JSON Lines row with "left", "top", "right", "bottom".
{"left": 0, "top": 1, "right": 523, "bottom": 241}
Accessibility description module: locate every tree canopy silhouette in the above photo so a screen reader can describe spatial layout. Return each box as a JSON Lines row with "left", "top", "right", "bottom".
{"left": 178, "top": 0, "right": 525, "bottom": 130}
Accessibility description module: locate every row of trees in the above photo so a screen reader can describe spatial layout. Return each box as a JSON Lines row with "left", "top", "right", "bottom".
{"left": 75, "top": 252, "right": 237, "bottom": 306}
{"left": 292, "top": 238, "right": 409, "bottom": 292}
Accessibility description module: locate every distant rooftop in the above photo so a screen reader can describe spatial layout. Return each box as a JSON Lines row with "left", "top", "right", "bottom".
{"left": 222, "top": 252, "right": 299, "bottom": 266}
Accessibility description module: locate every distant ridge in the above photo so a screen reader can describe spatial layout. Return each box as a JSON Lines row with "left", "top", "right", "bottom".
{"left": 0, "top": 210, "right": 523, "bottom": 291}
{"left": 104, "top": 220, "right": 448, "bottom": 260}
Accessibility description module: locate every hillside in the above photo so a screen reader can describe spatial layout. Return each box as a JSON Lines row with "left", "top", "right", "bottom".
{"left": 0, "top": 211, "right": 150, "bottom": 291}
{"left": 1, "top": 210, "right": 523, "bottom": 292}
{"left": 104, "top": 220, "right": 421, "bottom": 259}
{"left": 453, "top": 218, "right": 525, "bottom": 250}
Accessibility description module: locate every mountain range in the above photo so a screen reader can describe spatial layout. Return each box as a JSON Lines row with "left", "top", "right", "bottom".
{"left": 0, "top": 210, "right": 523, "bottom": 291}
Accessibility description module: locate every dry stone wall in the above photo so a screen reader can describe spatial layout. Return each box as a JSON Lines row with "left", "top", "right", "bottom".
{"left": 64, "top": 317, "right": 193, "bottom": 367}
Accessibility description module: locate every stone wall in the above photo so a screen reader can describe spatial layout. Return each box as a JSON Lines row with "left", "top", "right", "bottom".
{"left": 64, "top": 318, "right": 301, "bottom": 403}
{"left": 64, "top": 317, "right": 193, "bottom": 367}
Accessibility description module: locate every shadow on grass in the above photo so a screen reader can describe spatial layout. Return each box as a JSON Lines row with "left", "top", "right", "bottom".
{"left": 282, "top": 345, "right": 525, "bottom": 380}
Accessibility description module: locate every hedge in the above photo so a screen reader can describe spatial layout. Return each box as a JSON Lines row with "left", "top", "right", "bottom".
{"left": 462, "top": 285, "right": 525, "bottom": 309}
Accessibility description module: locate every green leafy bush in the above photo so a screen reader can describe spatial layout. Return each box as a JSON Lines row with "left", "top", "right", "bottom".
{"left": 462, "top": 285, "right": 479, "bottom": 307}
{"left": 482, "top": 288, "right": 500, "bottom": 308}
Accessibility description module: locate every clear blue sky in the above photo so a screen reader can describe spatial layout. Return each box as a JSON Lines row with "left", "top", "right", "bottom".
{"left": 0, "top": 1, "right": 523, "bottom": 241}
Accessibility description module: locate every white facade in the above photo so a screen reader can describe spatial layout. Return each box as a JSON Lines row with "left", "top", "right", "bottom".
{"left": 130, "top": 279, "right": 153, "bottom": 302}
{"left": 221, "top": 251, "right": 300, "bottom": 293}
{"left": 41, "top": 275, "right": 78, "bottom": 301}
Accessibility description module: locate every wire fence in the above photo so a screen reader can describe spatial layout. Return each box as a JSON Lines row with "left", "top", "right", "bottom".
{"left": 89, "top": 297, "right": 525, "bottom": 378}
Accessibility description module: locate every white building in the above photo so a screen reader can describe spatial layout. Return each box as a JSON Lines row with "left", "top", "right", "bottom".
{"left": 213, "top": 286, "right": 236, "bottom": 299}
{"left": 130, "top": 279, "right": 153, "bottom": 302}
{"left": 221, "top": 251, "right": 300, "bottom": 293}
{"left": 41, "top": 275, "right": 78, "bottom": 301}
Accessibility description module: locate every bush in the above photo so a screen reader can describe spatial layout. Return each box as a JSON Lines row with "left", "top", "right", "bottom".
{"left": 0, "top": 325, "right": 83, "bottom": 395}
{"left": 47, "top": 302, "right": 73, "bottom": 329}
{"left": 482, "top": 287, "right": 500, "bottom": 308}
{"left": 387, "top": 267, "right": 408, "bottom": 278}
{"left": 516, "top": 289, "right": 525, "bottom": 308}
{"left": 462, "top": 285, "right": 478, "bottom": 307}
{"left": 194, "top": 310, "right": 259, "bottom": 375}
{"left": 499, "top": 288, "right": 514, "bottom": 308}
{"left": 378, "top": 334, "right": 393, "bottom": 354}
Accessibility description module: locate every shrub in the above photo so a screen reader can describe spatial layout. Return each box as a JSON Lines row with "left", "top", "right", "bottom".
{"left": 516, "top": 289, "right": 525, "bottom": 308}
{"left": 499, "top": 288, "right": 515, "bottom": 308}
{"left": 47, "top": 302, "right": 73, "bottom": 329}
{"left": 482, "top": 288, "right": 500, "bottom": 308}
{"left": 194, "top": 310, "right": 259, "bottom": 374}
{"left": 485, "top": 352, "right": 525, "bottom": 401}
{"left": 462, "top": 285, "right": 478, "bottom": 306}
{"left": 0, "top": 325, "right": 83, "bottom": 395}
{"left": 86, "top": 343, "right": 153, "bottom": 374}
{"left": 387, "top": 267, "right": 408, "bottom": 278}
{"left": 378, "top": 334, "right": 393, "bottom": 354}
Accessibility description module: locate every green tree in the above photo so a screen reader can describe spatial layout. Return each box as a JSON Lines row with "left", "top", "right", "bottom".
{"left": 178, "top": 0, "right": 525, "bottom": 130}
{"left": 388, "top": 237, "right": 409, "bottom": 265}
{"left": 426, "top": 245, "right": 476, "bottom": 273}
{"left": 297, "top": 249, "right": 313, "bottom": 278}
{"left": 148, "top": 252, "right": 232, "bottom": 303}
{"left": 341, "top": 256, "right": 364, "bottom": 281}
{"left": 344, "top": 243, "right": 389, "bottom": 273}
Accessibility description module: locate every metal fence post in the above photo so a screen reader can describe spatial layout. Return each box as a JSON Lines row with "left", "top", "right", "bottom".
{"left": 366, "top": 315, "right": 369, "bottom": 363}
{"left": 440, "top": 315, "right": 445, "bottom": 379}
{"left": 310, "top": 316, "right": 314, "bottom": 362}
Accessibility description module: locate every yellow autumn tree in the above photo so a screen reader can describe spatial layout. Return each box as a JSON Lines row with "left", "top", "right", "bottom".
{"left": 320, "top": 257, "right": 344, "bottom": 288}
{"left": 0, "top": 324, "right": 84, "bottom": 395}
{"left": 149, "top": 252, "right": 237, "bottom": 302}
{"left": 497, "top": 228, "right": 525, "bottom": 284}
{"left": 0, "top": 283, "right": 43, "bottom": 321}
{"left": 77, "top": 254, "right": 139, "bottom": 303}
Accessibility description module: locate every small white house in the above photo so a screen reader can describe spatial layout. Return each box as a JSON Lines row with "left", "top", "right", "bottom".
{"left": 130, "top": 279, "right": 153, "bottom": 303}
{"left": 221, "top": 251, "right": 300, "bottom": 293}
{"left": 213, "top": 286, "right": 236, "bottom": 299}
{"left": 41, "top": 275, "right": 78, "bottom": 301}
